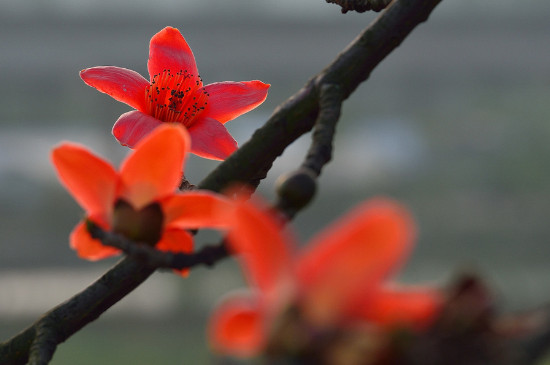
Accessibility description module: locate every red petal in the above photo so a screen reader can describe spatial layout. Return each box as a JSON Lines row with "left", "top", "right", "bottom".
{"left": 112, "top": 110, "right": 164, "bottom": 148}
{"left": 80, "top": 66, "right": 149, "bottom": 112}
{"left": 162, "top": 191, "right": 233, "bottom": 229}
{"left": 203, "top": 81, "right": 270, "bottom": 124}
{"left": 119, "top": 124, "right": 190, "bottom": 208}
{"left": 208, "top": 293, "right": 266, "bottom": 357}
{"left": 187, "top": 117, "right": 237, "bottom": 160}
{"left": 226, "top": 198, "right": 294, "bottom": 301}
{"left": 147, "top": 27, "right": 199, "bottom": 82}
{"left": 296, "top": 198, "right": 416, "bottom": 325}
{"left": 156, "top": 227, "right": 194, "bottom": 276}
{"left": 70, "top": 221, "right": 120, "bottom": 260}
{"left": 349, "top": 286, "right": 442, "bottom": 330}
{"left": 51, "top": 143, "right": 118, "bottom": 218}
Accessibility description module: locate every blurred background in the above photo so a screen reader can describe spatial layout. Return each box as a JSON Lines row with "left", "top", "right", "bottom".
{"left": 1, "top": 0, "right": 550, "bottom": 363}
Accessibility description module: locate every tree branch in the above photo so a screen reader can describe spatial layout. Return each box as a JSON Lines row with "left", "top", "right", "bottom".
{"left": 198, "top": 0, "right": 442, "bottom": 194}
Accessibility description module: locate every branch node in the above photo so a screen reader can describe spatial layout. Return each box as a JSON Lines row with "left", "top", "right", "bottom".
{"left": 326, "top": 0, "right": 392, "bottom": 13}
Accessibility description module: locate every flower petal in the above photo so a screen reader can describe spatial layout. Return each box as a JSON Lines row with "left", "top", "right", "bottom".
{"left": 296, "top": 198, "right": 416, "bottom": 325}
{"left": 51, "top": 143, "right": 118, "bottom": 218}
{"left": 70, "top": 221, "right": 120, "bottom": 260}
{"left": 187, "top": 117, "right": 237, "bottom": 160}
{"left": 203, "top": 81, "right": 270, "bottom": 124}
{"left": 80, "top": 66, "right": 149, "bottom": 112}
{"left": 119, "top": 124, "right": 190, "bottom": 208}
{"left": 112, "top": 110, "right": 164, "bottom": 149}
{"left": 156, "top": 227, "right": 194, "bottom": 276}
{"left": 349, "top": 286, "right": 442, "bottom": 330}
{"left": 162, "top": 191, "right": 233, "bottom": 229}
{"left": 226, "top": 198, "right": 294, "bottom": 301}
{"left": 148, "top": 27, "right": 199, "bottom": 82}
{"left": 209, "top": 293, "right": 266, "bottom": 357}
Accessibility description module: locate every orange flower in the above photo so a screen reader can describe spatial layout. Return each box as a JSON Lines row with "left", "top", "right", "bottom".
{"left": 80, "top": 26, "right": 270, "bottom": 160}
{"left": 51, "top": 124, "right": 230, "bottom": 275}
{"left": 209, "top": 197, "right": 441, "bottom": 356}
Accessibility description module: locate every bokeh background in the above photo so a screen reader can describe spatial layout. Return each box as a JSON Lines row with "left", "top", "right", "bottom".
{"left": 2, "top": 0, "right": 550, "bottom": 363}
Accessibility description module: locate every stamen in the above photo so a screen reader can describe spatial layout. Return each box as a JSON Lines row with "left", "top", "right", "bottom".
{"left": 145, "top": 69, "right": 208, "bottom": 126}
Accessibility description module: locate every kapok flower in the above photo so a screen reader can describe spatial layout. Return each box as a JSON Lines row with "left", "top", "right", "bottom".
{"left": 80, "top": 26, "right": 270, "bottom": 161}
{"left": 209, "top": 197, "right": 441, "bottom": 357}
{"left": 51, "top": 124, "right": 231, "bottom": 275}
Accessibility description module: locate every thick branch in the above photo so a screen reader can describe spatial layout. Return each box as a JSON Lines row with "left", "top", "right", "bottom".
{"left": 199, "top": 0, "right": 442, "bottom": 193}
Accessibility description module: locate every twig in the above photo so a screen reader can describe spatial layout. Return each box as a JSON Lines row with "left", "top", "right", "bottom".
{"left": 88, "top": 223, "right": 229, "bottom": 270}
{"left": 274, "top": 84, "right": 342, "bottom": 218}
{"left": 302, "top": 83, "right": 342, "bottom": 176}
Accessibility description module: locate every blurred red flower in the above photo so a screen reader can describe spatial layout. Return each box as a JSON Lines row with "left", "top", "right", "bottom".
{"left": 209, "top": 197, "right": 441, "bottom": 356}
{"left": 80, "top": 26, "right": 269, "bottom": 160}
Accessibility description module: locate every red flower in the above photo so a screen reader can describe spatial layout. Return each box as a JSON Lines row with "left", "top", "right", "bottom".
{"left": 51, "top": 124, "right": 231, "bottom": 275}
{"left": 208, "top": 197, "right": 441, "bottom": 356}
{"left": 80, "top": 26, "right": 270, "bottom": 160}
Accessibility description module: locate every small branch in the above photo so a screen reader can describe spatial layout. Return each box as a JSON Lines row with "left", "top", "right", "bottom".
{"left": 88, "top": 223, "right": 229, "bottom": 270}
{"left": 326, "top": 0, "right": 392, "bottom": 13}
{"left": 302, "top": 83, "right": 343, "bottom": 176}
{"left": 274, "top": 84, "right": 342, "bottom": 219}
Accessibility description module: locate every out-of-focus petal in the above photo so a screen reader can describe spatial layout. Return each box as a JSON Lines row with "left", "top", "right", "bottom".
{"left": 296, "top": 198, "right": 415, "bottom": 325}
{"left": 203, "top": 81, "right": 270, "bottom": 124}
{"left": 162, "top": 191, "right": 233, "bottom": 229}
{"left": 209, "top": 293, "right": 266, "bottom": 357}
{"left": 187, "top": 117, "right": 237, "bottom": 160}
{"left": 155, "top": 227, "right": 194, "bottom": 276}
{"left": 119, "top": 124, "right": 190, "bottom": 209}
{"left": 147, "top": 26, "right": 199, "bottom": 82}
{"left": 226, "top": 199, "right": 294, "bottom": 302}
{"left": 51, "top": 143, "right": 118, "bottom": 218}
{"left": 349, "top": 285, "right": 442, "bottom": 330}
{"left": 80, "top": 66, "right": 149, "bottom": 112}
{"left": 112, "top": 110, "right": 163, "bottom": 148}
{"left": 69, "top": 221, "right": 120, "bottom": 260}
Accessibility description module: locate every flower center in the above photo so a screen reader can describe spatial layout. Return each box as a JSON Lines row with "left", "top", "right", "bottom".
{"left": 112, "top": 199, "right": 164, "bottom": 246}
{"left": 145, "top": 69, "right": 209, "bottom": 126}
